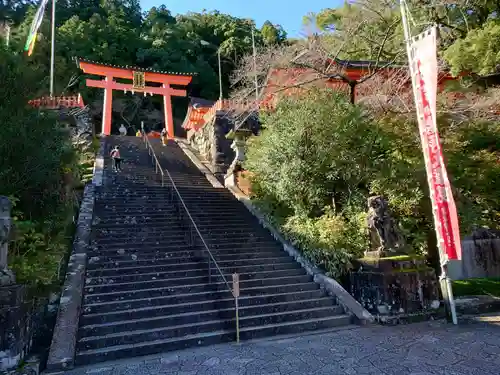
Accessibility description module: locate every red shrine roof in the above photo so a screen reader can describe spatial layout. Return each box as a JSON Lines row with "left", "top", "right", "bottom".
{"left": 326, "top": 58, "right": 405, "bottom": 70}
{"left": 182, "top": 97, "right": 216, "bottom": 131}
{"left": 74, "top": 57, "right": 197, "bottom": 76}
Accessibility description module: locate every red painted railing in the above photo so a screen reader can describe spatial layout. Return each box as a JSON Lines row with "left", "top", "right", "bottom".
{"left": 184, "top": 98, "right": 274, "bottom": 133}
{"left": 28, "top": 94, "right": 85, "bottom": 109}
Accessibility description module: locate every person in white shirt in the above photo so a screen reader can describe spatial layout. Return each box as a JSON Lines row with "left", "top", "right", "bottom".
{"left": 119, "top": 124, "right": 127, "bottom": 136}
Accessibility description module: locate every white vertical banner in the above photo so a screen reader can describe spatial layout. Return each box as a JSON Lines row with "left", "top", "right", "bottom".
{"left": 401, "top": 1, "right": 461, "bottom": 324}
{"left": 406, "top": 27, "right": 462, "bottom": 265}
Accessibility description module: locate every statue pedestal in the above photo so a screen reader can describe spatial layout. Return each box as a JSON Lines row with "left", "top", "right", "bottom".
{"left": 350, "top": 255, "right": 442, "bottom": 323}
{"left": 0, "top": 284, "right": 33, "bottom": 371}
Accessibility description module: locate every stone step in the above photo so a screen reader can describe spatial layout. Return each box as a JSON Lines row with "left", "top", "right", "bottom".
{"left": 93, "top": 221, "right": 266, "bottom": 233}
{"left": 92, "top": 227, "right": 187, "bottom": 236}
{"left": 98, "top": 188, "right": 233, "bottom": 196}
{"left": 75, "top": 315, "right": 351, "bottom": 366}
{"left": 85, "top": 250, "right": 289, "bottom": 269}
{"left": 78, "top": 305, "right": 341, "bottom": 342}
{"left": 84, "top": 281, "right": 319, "bottom": 305}
{"left": 91, "top": 232, "right": 271, "bottom": 247}
{"left": 84, "top": 272, "right": 309, "bottom": 295}
{"left": 91, "top": 225, "right": 273, "bottom": 237}
{"left": 90, "top": 236, "right": 190, "bottom": 245}
{"left": 92, "top": 222, "right": 267, "bottom": 233}
{"left": 82, "top": 289, "right": 333, "bottom": 317}
{"left": 74, "top": 330, "right": 235, "bottom": 366}
{"left": 93, "top": 208, "right": 175, "bottom": 216}
{"left": 86, "top": 255, "right": 295, "bottom": 277}
{"left": 80, "top": 297, "right": 337, "bottom": 326}
{"left": 91, "top": 237, "right": 279, "bottom": 248}
{"left": 82, "top": 286, "right": 326, "bottom": 315}
{"left": 95, "top": 204, "right": 247, "bottom": 212}
{"left": 94, "top": 216, "right": 259, "bottom": 226}
{"left": 94, "top": 196, "right": 237, "bottom": 207}
{"left": 89, "top": 243, "right": 197, "bottom": 253}
{"left": 86, "top": 248, "right": 286, "bottom": 264}
{"left": 111, "top": 178, "right": 210, "bottom": 186}
{"left": 84, "top": 261, "right": 301, "bottom": 286}
{"left": 77, "top": 305, "right": 342, "bottom": 351}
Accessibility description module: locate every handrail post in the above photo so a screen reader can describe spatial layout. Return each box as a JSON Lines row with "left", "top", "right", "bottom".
{"left": 235, "top": 296, "right": 240, "bottom": 343}
{"left": 232, "top": 273, "right": 240, "bottom": 344}
{"left": 208, "top": 256, "right": 212, "bottom": 284}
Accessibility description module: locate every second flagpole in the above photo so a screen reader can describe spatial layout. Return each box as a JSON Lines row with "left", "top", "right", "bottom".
{"left": 49, "top": 0, "right": 56, "bottom": 98}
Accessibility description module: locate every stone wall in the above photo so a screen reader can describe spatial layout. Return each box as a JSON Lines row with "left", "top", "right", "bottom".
{"left": 189, "top": 115, "right": 234, "bottom": 176}
{"left": 0, "top": 285, "right": 32, "bottom": 371}
{"left": 350, "top": 257, "right": 441, "bottom": 323}
{"left": 46, "top": 138, "right": 105, "bottom": 371}
{"left": 448, "top": 239, "right": 500, "bottom": 280}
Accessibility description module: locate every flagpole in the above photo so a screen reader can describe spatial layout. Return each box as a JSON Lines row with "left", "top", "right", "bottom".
{"left": 400, "top": 0, "right": 458, "bottom": 325}
{"left": 5, "top": 22, "right": 11, "bottom": 47}
{"left": 49, "top": 0, "right": 56, "bottom": 98}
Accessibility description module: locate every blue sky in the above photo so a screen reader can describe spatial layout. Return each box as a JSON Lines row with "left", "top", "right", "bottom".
{"left": 140, "top": 1, "right": 341, "bottom": 37}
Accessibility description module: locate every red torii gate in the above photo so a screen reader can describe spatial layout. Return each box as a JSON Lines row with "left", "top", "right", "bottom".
{"left": 76, "top": 58, "right": 195, "bottom": 137}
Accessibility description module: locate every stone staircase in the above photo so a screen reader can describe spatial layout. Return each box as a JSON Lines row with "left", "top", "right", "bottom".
{"left": 76, "top": 136, "right": 351, "bottom": 365}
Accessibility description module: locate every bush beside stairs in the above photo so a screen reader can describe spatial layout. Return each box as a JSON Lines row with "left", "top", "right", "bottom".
{"left": 76, "top": 135, "right": 352, "bottom": 365}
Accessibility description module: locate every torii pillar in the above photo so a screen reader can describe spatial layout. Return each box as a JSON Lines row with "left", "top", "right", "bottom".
{"left": 76, "top": 58, "right": 195, "bottom": 137}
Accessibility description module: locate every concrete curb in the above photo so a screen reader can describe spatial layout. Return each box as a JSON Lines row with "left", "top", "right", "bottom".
{"left": 46, "top": 138, "right": 106, "bottom": 371}
{"left": 174, "top": 143, "right": 374, "bottom": 325}
{"left": 92, "top": 136, "right": 106, "bottom": 187}
{"left": 175, "top": 140, "right": 224, "bottom": 188}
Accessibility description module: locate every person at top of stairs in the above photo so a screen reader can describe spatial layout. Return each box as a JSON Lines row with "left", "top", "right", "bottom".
{"left": 110, "top": 145, "right": 123, "bottom": 172}
{"left": 161, "top": 128, "right": 167, "bottom": 146}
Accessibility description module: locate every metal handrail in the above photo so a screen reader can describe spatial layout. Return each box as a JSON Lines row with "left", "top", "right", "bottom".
{"left": 141, "top": 134, "right": 240, "bottom": 342}
{"left": 143, "top": 136, "right": 165, "bottom": 187}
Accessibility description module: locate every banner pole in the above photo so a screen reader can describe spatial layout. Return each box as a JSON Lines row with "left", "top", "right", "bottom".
{"left": 49, "top": 0, "right": 56, "bottom": 98}
{"left": 400, "top": 0, "right": 458, "bottom": 324}
{"left": 441, "top": 263, "right": 458, "bottom": 324}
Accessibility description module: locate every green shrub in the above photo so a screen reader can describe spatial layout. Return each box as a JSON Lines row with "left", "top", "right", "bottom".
{"left": 282, "top": 209, "right": 367, "bottom": 278}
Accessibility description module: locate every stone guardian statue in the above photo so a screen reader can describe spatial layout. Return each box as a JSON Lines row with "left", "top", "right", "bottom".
{"left": 366, "top": 195, "right": 406, "bottom": 257}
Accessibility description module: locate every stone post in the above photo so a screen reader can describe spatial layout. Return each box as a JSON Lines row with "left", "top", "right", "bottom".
{"left": 0, "top": 196, "right": 15, "bottom": 286}
{"left": 0, "top": 196, "right": 31, "bottom": 373}
{"left": 224, "top": 131, "right": 248, "bottom": 188}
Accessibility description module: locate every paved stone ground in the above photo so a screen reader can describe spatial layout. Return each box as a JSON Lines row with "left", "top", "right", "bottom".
{"left": 63, "top": 318, "right": 500, "bottom": 375}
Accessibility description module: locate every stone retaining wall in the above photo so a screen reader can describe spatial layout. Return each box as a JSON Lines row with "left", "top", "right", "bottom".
{"left": 189, "top": 115, "right": 234, "bottom": 177}
{"left": 45, "top": 137, "right": 106, "bottom": 371}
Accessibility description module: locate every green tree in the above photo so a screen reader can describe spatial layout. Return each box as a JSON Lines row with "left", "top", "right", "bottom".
{"left": 245, "top": 89, "right": 381, "bottom": 276}
{"left": 302, "top": 2, "right": 405, "bottom": 61}
{"left": 245, "top": 87, "right": 500, "bottom": 276}
{"left": 261, "top": 20, "right": 287, "bottom": 45}
{"left": 0, "top": 47, "right": 78, "bottom": 287}
{"left": 444, "top": 20, "right": 500, "bottom": 76}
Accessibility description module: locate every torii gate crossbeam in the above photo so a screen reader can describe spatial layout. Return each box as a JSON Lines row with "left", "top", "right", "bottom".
{"left": 76, "top": 58, "right": 195, "bottom": 137}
